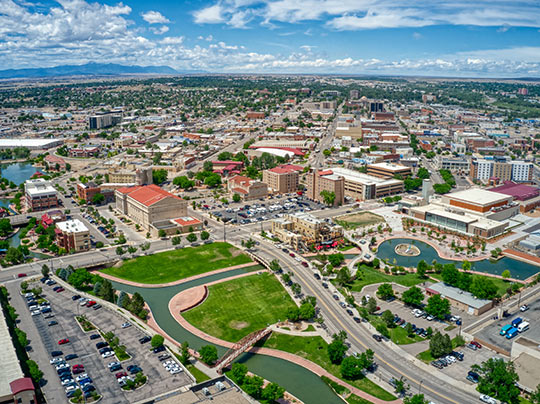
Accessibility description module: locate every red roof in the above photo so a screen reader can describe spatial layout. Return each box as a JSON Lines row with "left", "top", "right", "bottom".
{"left": 10, "top": 377, "right": 34, "bottom": 395}
{"left": 318, "top": 170, "right": 333, "bottom": 176}
{"left": 126, "top": 184, "right": 182, "bottom": 207}
{"left": 229, "top": 175, "right": 252, "bottom": 187}
{"left": 212, "top": 160, "right": 243, "bottom": 166}
{"left": 268, "top": 164, "right": 303, "bottom": 174}
{"left": 232, "top": 187, "right": 248, "bottom": 194}
{"left": 174, "top": 217, "right": 201, "bottom": 226}
{"left": 116, "top": 185, "right": 142, "bottom": 195}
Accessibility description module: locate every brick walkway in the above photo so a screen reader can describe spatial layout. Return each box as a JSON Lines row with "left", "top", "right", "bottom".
{"left": 95, "top": 261, "right": 256, "bottom": 288}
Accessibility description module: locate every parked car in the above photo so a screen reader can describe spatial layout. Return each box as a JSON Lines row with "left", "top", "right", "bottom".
{"left": 479, "top": 394, "right": 497, "bottom": 404}
{"left": 127, "top": 365, "right": 142, "bottom": 374}
{"left": 139, "top": 336, "right": 151, "bottom": 344}
{"left": 51, "top": 350, "right": 63, "bottom": 357}
{"left": 96, "top": 341, "right": 108, "bottom": 349}
{"left": 520, "top": 305, "right": 529, "bottom": 312}
{"left": 121, "top": 322, "right": 131, "bottom": 329}
{"left": 89, "top": 334, "right": 100, "bottom": 340}
{"left": 58, "top": 339, "right": 70, "bottom": 345}
{"left": 17, "top": 273, "right": 27, "bottom": 278}
{"left": 153, "top": 345, "right": 166, "bottom": 354}
{"left": 467, "top": 371, "right": 479, "bottom": 383}
{"left": 372, "top": 334, "right": 382, "bottom": 342}
{"left": 470, "top": 341, "right": 482, "bottom": 349}
{"left": 71, "top": 295, "right": 81, "bottom": 301}
{"left": 92, "top": 304, "right": 102, "bottom": 310}
{"left": 65, "top": 354, "right": 78, "bottom": 361}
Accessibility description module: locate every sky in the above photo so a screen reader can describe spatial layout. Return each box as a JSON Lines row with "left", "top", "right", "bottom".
{"left": 1, "top": 0, "right": 540, "bottom": 77}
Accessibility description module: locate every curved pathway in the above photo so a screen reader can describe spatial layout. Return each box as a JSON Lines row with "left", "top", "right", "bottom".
{"left": 96, "top": 261, "right": 257, "bottom": 288}
{"left": 167, "top": 273, "right": 401, "bottom": 404}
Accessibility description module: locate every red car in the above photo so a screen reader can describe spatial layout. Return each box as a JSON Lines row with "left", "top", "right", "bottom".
{"left": 86, "top": 300, "right": 96, "bottom": 307}
{"left": 471, "top": 341, "right": 482, "bottom": 349}
{"left": 55, "top": 287, "right": 65, "bottom": 293}
{"left": 289, "top": 253, "right": 295, "bottom": 257}
{"left": 301, "top": 262, "right": 309, "bottom": 267}
{"left": 115, "top": 371, "right": 127, "bottom": 379}
{"left": 58, "top": 338, "right": 70, "bottom": 345}
{"left": 17, "top": 273, "right": 27, "bottom": 278}
{"left": 73, "top": 367, "right": 85, "bottom": 374}
{"left": 72, "top": 364, "right": 84, "bottom": 370}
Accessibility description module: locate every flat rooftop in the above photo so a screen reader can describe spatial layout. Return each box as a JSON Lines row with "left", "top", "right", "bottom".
{"left": 0, "top": 138, "right": 61, "bottom": 148}
{"left": 56, "top": 219, "right": 88, "bottom": 233}
{"left": 0, "top": 305, "right": 24, "bottom": 400}
{"left": 427, "top": 282, "right": 492, "bottom": 309}
{"left": 330, "top": 167, "right": 403, "bottom": 186}
{"left": 447, "top": 188, "right": 512, "bottom": 207}
{"left": 367, "top": 162, "right": 411, "bottom": 171}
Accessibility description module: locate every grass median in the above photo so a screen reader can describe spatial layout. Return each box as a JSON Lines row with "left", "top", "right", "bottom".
{"left": 183, "top": 272, "right": 296, "bottom": 342}
{"left": 260, "top": 333, "right": 396, "bottom": 401}
{"left": 101, "top": 242, "right": 252, "bottom": 284}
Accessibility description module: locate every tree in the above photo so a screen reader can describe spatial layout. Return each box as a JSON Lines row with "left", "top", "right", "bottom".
{"left": 15, "top": 328, "right": 28, "bottom": 347}
{"left": 394, "top": 377, "right": 407, "bottom": 395}
{"left": 441, "top": 264, "right": 460, "bottom": 286}
{"left": 199, "top": 345, "right": 218, "bottom": 365}
{"left": 243, "top": 375, "right": 264, "bottom": 398}
{"left": 152, "top": 169, "right": 167, "bottom": 184}
{"left": 117, "top": 291, "right": 130, "bottom": 308}
{"left": 472, "top": 358, "right": 520, "bottom": 404}
{"left": 502, "top": 270, "right": 511, "bottom": 280}
{"left": 230, "top": 363, "right": 248, "bottom": 385}
{"left": 204, "top": 173, "right": 222, "bottom": 187}
{"left": 269, "top": 259, "right": 281, "bottom": 273}
{"left": 41, "top": 264, "right": 50, "bottom": 278}
{"left": 299, "top": 302, "right": 315, "bottom": 320}
{"left": 328, "top": 253, "right": 345, "bottom": 267}
{"left": 67, "top": 268, "right": 93, "bottom": 290}
{"left": 382, "top": 310, "right": 395, "bottom": 328}
{"left": 341, "top": 356, "right": 363, "bottom": 380}
{"left": 429, "top": 332, "right": 452, "bottom": 358}
{"left": 462, "top": 260, "right": 472, "bottom": 271}
{"left": 203, "top": 161, "right": 213, "bottom": 172}
{"left": 129, "top": 292, "right": 146, "bottom": 318}
{"left": 366, "top": 297, "right": 377, "bottom": 314}
{"left": 404, "top": 394, "right": 429, "bottom": 404}
{"left": 6, "top": 247, "right": 23, "bottom": 264}
{"left": 377, "top": 283, "right": 394, "bottom": 300}
{"left": 425, "top": 294, "right": 450, "bottom": 320}
{"left": 417, "top": 260, "right": 429, "bottom": 278}
{"left": 245, "top": 238, "right": 256, "bottom": 249}
{"left": 151, "top": 334, "right": 164, "bottom": 349}
{"left": 179, "top": 341, "right": 190, "bottom": 365}
{"left": 98, "top": 279, "right": 115, "bottom": 302}
{"left": 26, "top": 360, "right": 43, "bottom": 383}
{"left": 0, "top": 218, "right": 13, "bottom": 237}
{"left": 186, "top": 233, "right": 197, "bottom": 243}
{"left": 116, "top": 246, "right": 125, "bottom": 256}
{"left": 328, "top": 337, "right": 348, "bottom": 364}
{"left": 529, "top": 384, "right": 540, "bottom": 404}
{"left": 402, "top": 286, "right": 424, "bottom": 307}
{"left": 173, "top": 176, "right": 194, "bottom": 190}
{"left": 320, "top": 190, "right": 336, "bottom": 206}
{"left": 470, "top": 276, "right": 498, "bottom": 299}
{"left": 286, "top": 307, "right": 300, "bottom": 322}
{"left": 92, "top": 193, "right": 105, "bottom": 205}
{"left": 200, "top": 231, "right": 210, "bottom": 240}
{"left": 232, "top": 193, "right": 241, "bottom": 203}
{"left": 336, "top": 267, "right": 352, "bottom": 286}
{"left": 376, "top": 323, "right": 390, "bottom": 338}
{"left": 262, "top": 382, "right": 285, "bottom": 402}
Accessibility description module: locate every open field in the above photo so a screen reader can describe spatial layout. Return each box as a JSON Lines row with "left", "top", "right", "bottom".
{"left": 335, "top": 212, "right": 385, "bottom": 229}
{"left": 260, "top": 333, "right": 396, "bottom": 401}
{"left": 347, "top": 264, "right": 425, "bottom": 292}
{"left": 101, "top": 242, "right": 252, "bottom": 284}
{"left": 183, "top": 272, "right": 296, "bottom": 342}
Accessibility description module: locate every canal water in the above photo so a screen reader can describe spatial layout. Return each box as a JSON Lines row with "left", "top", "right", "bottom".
{"left": 377, "top": 238, "right": 540, "bottom": 280}
{"left": 0, "top": 162, "right": 43, "bottom": 185}
{"left": 109, "top": 268, "right": 343, "bottom": 404}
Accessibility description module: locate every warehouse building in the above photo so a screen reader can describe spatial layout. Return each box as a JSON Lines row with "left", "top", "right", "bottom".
{"left": 425, "top": 282, "right": 493, "bottom": 316}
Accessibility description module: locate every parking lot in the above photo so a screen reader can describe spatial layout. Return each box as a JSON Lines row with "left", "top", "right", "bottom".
{"left": 475, "top": 299, "right": 539, "bottom": 353}
{"left": 207, "top": 194, "right": 327, "bottom": 224}
{"left": 22, "top": 277, "right": 192, "bottom": 404}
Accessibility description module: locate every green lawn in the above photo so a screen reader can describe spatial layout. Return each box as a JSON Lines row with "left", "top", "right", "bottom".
{"left": 101, "top": 242, "right": 252, "bottom": 284}
{"left": 261, "top": 333, "right": 396, "bottom": 401}
{"left": 187, "top": 364, "right": 211, "bottom": 383}
{"left": 348, "top": 395, "right": 375, "bottom": 404}
{"left": 348, "top": 264, "right": 425, "bottom": 292}
{"left": 368, "top": 315, "right": 424, "bottom": 345}
{"left": 183, "top": 272, "right": 296, "bottom": 342}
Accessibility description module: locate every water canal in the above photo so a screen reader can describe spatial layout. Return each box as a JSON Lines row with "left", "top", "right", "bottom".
{"left": 109, "top": 267, "right": 344, "bottom": 404}
{"left": 377, "top": 238, "right": 540, "bottom": 280}
{"left": 0, "top": 162, "right": 42, "bottom": 185}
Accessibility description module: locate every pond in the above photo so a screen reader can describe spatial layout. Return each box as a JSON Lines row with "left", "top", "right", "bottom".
{"left": 109, "top": 268, "right": 343, "bottom": 404}
{"left": 0, "top": 162, "right": 42, "bottom": 185}
{"left": 377, "top": 238, "right": 540, "bottom": 280}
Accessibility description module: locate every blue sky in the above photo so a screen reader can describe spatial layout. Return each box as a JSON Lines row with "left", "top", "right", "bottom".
{"left": 1, "top": 0, "right": 540, "bottom": 76}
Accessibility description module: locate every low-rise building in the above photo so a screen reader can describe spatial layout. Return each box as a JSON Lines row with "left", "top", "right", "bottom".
{"left": 44, "top": 154, "right": 66, "bottom": 171}
{"left": 262, "top": 164, "right": 302, "bottom": 194}
{"left": 109, "top": 165, "right": 153, "bottom": 185}
{"left": 511, "top": 337, "right": 540, "bottom": 393}
{"left": 55, "top": 219, "right": 90, "bottom": 252}
{"left": 490, "top": 182, "right": 540, "bottom": 213}
{"left": 271, "top": 212, "right": 343, "bottom": 249}
{"left": 425, "top": 282, "right": 493, "bottom": 315}
{"left": 367, "top": 162, "right": 411, "bottom": 178}
{"left": 227, "top": 175, "right": 268, "bottom": 200}
{"left": 305, "top": 168, "right": 345, "bottom": 206}
{"left": 24, "top": 179, "right": 59, "bottom": 211}
{"left": 331, "top": 167, "right": 403, "bottom": 200}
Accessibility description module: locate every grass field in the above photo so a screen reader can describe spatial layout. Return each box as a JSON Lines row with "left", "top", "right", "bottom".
{"left": 186, "top": 364, "right": 211, "bottom": 383}
{"left": 348, "top": 264, "right": 425, "bottom": 292}
{"left": 260, "top": 333, "right": 396, "bottom": 401}
{"left": 183, "top": 272, "right": 296, "bottom": 342}
{"left": 335, "top": 212, "right": 384, "bottom": 230}
{"left": 101, "top": 242, "right": 252, "bottom": 284}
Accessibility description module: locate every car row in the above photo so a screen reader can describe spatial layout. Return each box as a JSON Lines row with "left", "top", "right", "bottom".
{"left": 396, "top": 317, "right": 428, "bottom": 338}
{"left": 431, "top": 351, "right": 464, "bottom": 369}
{"left": 50, "top": 354, "right": 96, "bottom": 399}
{"left": 162, "top": 360, "right": 183, "bottom": 375}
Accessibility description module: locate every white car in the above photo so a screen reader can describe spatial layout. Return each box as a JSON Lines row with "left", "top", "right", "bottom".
{"left": 102, "top": 351, "right": 115, "bottom": 358}
{"left": 61, "top": 378, "right": 75, "bottom": 386}
{"left": 108, "top": 361, "right": 120, "bottom": 369}
{"left": 28, "top": 305, "right": 38, "bottom": 311}
{"left": 445, "top": 355, "right": 456, "bottom": 363}
{"left": 75, "top": 374, "right": 88, "bottom": 382}
{"left": 56, "top": 363, "right": 69, "bottom": 370}
{"left": 520, "top": 305, "right": 529, "bottom": 312}
{"left": 170, "top": 368, "right": 183, "bottom": 374}
{"left": 121, "top": 322, "right": 131, "bottom": 329}
{"left": 50, "top": 357, "right": 63, "bottom": 365}
{"left": 426, "top": 315, "right": 434, "bottom": 321}
{"left": 479, "top": 394, "right": 497, "bottom": 404}
{"left": 79, "top": 299, "right": 88, "bottom": 306}
{"left": 31, "top": 310, "right": 41, "bottom": 316}
{"left": 65, "top": 385, "right": 77, "bottom": 393}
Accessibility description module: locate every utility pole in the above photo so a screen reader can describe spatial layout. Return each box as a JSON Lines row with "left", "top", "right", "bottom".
{"left": 223, "top": 222, "right": 226, "bottom": 242}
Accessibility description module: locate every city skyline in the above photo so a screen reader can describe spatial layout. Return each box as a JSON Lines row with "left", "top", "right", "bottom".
{"left": 1, "top": 0, "right": 540, "bottom": 77}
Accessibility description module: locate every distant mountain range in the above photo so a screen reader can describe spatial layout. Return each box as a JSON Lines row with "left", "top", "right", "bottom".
{"left": 0, "top": 62, "right": 199, "bottom": 79}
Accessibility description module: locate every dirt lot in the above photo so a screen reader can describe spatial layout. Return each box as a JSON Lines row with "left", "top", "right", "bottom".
{"left": 335, "top": 212, "right": 385, "bottom": 229}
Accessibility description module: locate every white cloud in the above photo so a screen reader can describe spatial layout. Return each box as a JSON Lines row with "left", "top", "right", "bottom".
{"left": 150, "top": 25, "right": 169, "bottom": 35}
{"left": 193, "top": 4, "right": 225, "bottom": 24}
{"left": 160, "top": 36, "right": 184, "bottom": 45}
{"left": 192, "top": 0, "right": 540, "bottom": 30}
{"left": 141, "top": 10, "right": 170, "bottom": 24}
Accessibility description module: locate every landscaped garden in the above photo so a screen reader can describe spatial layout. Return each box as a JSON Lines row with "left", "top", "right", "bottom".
{"left": 183, "top": 272, "right": 297, "bottom": 342}
{"left": 259, "top": 333, "right": 396, "bottom": 401}
{"left": 101, "top": 242, "right": 252, "bottom": 284}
